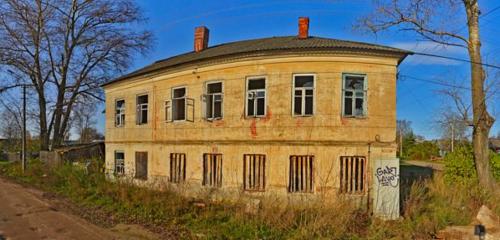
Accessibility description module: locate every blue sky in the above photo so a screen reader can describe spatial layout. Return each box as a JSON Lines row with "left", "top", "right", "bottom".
{"left": 94, "top": 0, "right": 500, "bottom": 139}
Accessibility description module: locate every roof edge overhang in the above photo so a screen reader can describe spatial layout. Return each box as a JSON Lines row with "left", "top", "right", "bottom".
{"left": 102, "top": 48, "right": 412, "bottom": 88}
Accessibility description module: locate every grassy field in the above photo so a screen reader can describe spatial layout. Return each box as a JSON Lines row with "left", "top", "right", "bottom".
{"left": 0, "top": 160, "right": 498, "bottom": 239}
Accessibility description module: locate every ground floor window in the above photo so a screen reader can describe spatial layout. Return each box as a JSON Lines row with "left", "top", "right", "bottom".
{"left": 288, "top": 155, "right": 314, "bottom": 193}
{"left": 243, "top": 154, "right": 266, "bottom": 191}
{"left": 135, "top": 152, "right": 148, "bottom": 180}
{"left": 170, "top": 153, "right": 186, "bottom": 183}
{"left": 340, "top": 156, "right": 366, "bottom": 194}
{"left": 203, "top": 153, "right": 222, "bottom": 187}
{"left": 114, "top": 151, "right": 125, "bottom": 175}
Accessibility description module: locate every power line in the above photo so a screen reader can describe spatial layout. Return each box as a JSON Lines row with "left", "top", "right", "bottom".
{"left": 412, "top": 52, "right": 500, "bottom": 70}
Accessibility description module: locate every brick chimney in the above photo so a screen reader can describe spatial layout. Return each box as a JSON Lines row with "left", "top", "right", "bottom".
{"left": 298, "top": 17, "right": 309, "bottom": 39}
{"left": 194, "top": 26, "right": 209, "bottom": 52}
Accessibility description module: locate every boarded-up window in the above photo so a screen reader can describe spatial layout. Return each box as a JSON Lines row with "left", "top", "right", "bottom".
{"left": 340, "top": 156, "right": 366, "bottom": 194}
{"left": 243, "top": 154, "right": 266, "bottom": 191}
{"left": 135, "top": 152, "right": 148, "bottom": 180}
{"left": 288, "top": 155, "right": 314, "bottom": 193}
{"left": 203, "top": 153, "right": 222, "bottom": 187}
{"left": 170, "top": 153, "right": 186, "bottom": 183}
{"left": 114, "top": 151, "right": 125, "bottom": 175}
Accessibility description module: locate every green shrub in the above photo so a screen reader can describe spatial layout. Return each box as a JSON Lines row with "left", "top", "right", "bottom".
{"left": 444, "top": 145, "right": 500, "bottom": 184}
{"left": 407, "top": 141, "right": 440, "bottom": 161}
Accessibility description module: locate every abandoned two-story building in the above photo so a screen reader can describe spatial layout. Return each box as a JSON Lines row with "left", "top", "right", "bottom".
{"left": 102, "top": 18, "right": 411, "bottom": 216}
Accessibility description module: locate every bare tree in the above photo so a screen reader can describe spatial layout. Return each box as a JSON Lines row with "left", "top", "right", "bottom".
{"left": 0, "top": 0, "right": 152, "bottom": 150}
{"left": 359, "top": 0, "right": 496, "bottom": 189}
{"left": 72, "top": 98, "right": 98, "bottom": 143}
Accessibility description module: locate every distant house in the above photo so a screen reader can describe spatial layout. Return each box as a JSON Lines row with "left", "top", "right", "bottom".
{"left": 102, "top": 17, "right": 411, "bottom": 205}
{"left": 490, "top": 139, "right": 500, "bottom": 154}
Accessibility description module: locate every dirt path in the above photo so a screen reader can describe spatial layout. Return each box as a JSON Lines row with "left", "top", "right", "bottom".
{"left": 0, "top": 178, "right": 158, "bottom": 240}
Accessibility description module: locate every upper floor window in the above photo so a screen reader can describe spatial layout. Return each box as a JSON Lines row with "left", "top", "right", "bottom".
{"left": 165, "top": 87, "right": 194, "bottom": 122}
{"left": 172, "top": 87, "right": 187, "bottom": 121}
{"left": 203, "top": 82, "right": 223, "bottom": 120}
{"left": 246, "top": 77, "right": 266, "bottom": 117}
{"left": 342, "top": 74, "right": 367, "bottom": 117}
{"left": 136, "top": 94, "right": 148, "bottom": 125}
{"left": 115, "top": 99, "right": 125, "bottom": 127}
{"left": 293, "top": 74, "right": 314, "bottom": 116}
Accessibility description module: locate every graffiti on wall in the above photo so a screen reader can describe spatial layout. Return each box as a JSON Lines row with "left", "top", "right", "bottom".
{"left": 375, "top": 166, "right": 399, "bottom": 187}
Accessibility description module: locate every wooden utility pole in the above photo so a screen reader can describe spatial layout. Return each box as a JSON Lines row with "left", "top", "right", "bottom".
{"left": 451, "top": 120, "right": 455, "bottom": 153}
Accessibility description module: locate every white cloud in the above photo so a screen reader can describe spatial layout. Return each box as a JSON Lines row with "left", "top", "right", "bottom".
{"left": 391, "top": 41, "right": 468, "bottom": 66}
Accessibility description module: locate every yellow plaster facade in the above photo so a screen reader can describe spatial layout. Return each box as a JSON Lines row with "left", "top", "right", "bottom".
{"left": 104, "top": 52, "right": 401, "bottom": 199}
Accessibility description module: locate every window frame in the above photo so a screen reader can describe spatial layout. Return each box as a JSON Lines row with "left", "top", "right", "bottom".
{"left": 341, "top": 73, "right": 368, "bottom": 118}
{"left": 202, "top": 153, "right": 223, "bottom": 188}
{"left": 243, "top": 154, "right": 266, "bottom": 192}
{"left": 115, "top": 99, "right": 126, "bottom": 127}
{"left": 114, "top": 150, "right": 125, "bottom": 176}
{"left": 339, "top": 156, "right": 367, "bottom": 194}
{"left": 245, "top": 76, "right": 267, "bottom": 118}
{"left": 171, "top": 86, "right": 188, "bottom": 122}
{"left": 204, "top": 80, "right": 224, "bottom": 121}
{"left": 292, "top": 73, "right": 316, "bottom": 117}
{"left": 169, "top": 153, "right": 186, "bottom": 183}
{"left": 136, "top": 93, "right": 149, "bottom": 125}
{"left": 288, "top": 155, "right": 315, "bottom": 193}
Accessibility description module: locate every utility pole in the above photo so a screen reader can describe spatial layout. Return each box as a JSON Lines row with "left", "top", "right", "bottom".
{"left": 22, "top": 84, "right": 26, "bottom": 173}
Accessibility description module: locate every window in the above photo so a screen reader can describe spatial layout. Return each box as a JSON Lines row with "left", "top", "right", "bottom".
{"left": 340, "top": 156, "right": 366, "bottom": 194}
{"left": 114, "top": 151, "right": 125, "bottom": 175}
{"left": 246, "top": 77, "right": 266, "bottom": 117}
{"left": 165, "top": 87, "right": 194, "bottom": 122}
{"left": 115, "top": 100, "right": 125, "bottom": 127}
{"left": 342, "top": 74, "right": 367, "bottom": 117}
{"left": 288, "top": 155, "right": 314, "bottom": 193}
{"left": 293, "top": 74, "right": 314, "bottom": 116}
{"left": 202, "top": 153, "right": 222, "bottom": 187}
{"left": 169, "top": 153, "right": 186, "bottom": 183}
{"left": 203, "top": 82, "right": 223, "bottom": 120}
{"left": 135, "top": 152, "right": 148, "bottom": 180}
{"left": 243, "top": 154, "right": 266, "bottom": 191}
{"left": 136, "top": 95, "right": 148, "bottom": 124}
{"left": 172, "top": 87, "right": 186, "bottom": 121}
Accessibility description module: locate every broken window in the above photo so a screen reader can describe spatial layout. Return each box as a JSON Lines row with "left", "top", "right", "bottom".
{"left": 202, "top": 153, "right": 222, "bottom": 187}
{"left": 246, "top": 77, "right": 266, "bottom": 117}
{"left": 114, "top": 151, "right": 125, "bottom": 175}
{"left": 243, "top": 154, "right": 266, "bottom": 191}
{"left": 203, "top": 82, "right": 223, "bottom": 120}
{"left": 293, "top": 75, "right": 314, "bottom": 116}
{"left": 169, "top": 153, "right": 186, "bottom": 183}
{"left": 166, "top": 87, "right": 194, "bottom": 122}
{"left": 135, "top": 152, "right": 148, "bottom": 180}
{"left": 115, "top": 100, "right": 125, "bottom": 127}
{"left": 340, "top": 156, "right": 366, "bottom": 194}
{"left": 136, "top": 94, "right": 148, "bottom": 125}
{"left": 288, "top": 155, "right": 314, "bottom": 193}
{"left": 343, "top": 74, "right": 366, "bottom": 117}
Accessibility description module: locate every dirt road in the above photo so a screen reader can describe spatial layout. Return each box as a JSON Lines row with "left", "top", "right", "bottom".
{"left": 0, "top": 178, "right": 158, "bottom": 240}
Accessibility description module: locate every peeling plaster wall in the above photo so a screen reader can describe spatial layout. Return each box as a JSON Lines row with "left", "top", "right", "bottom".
{"left": 103, "top": 53, "right": 399, "bottom": 198}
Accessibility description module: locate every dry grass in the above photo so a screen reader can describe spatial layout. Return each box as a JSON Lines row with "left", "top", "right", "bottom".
{"left": 1, "top": 160, "right": 499, "bottom": 239}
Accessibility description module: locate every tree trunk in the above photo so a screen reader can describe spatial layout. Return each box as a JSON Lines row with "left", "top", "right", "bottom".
{"left": 38, "top": 90, "right": 49, "bottom": 150}
{"left": 466, "top": 1, "right": 496, "bottom": 189}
